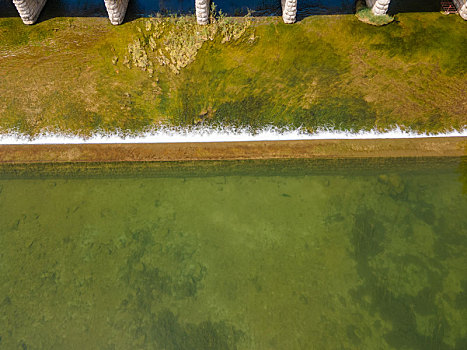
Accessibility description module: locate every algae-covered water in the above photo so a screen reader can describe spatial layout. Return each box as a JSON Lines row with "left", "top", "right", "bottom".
{"left": 0, "top": 158, "right": 466, "bottom": 349}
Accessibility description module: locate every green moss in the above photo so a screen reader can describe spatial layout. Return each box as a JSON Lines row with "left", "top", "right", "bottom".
{"left": 366, "top": 13, "right": 467, "bottom": 74}
{"left": 349, "top": 208, "right": 454, "bottom": 350}
{"left": 0, "top": 17, "right": 66, "bottom": 47}
{"left": 0, "top": 14, "right": 465, "bottom": 137}
{"left": 291, "top": 96, "right": 378, "bottom": 132}
{"left": 151, "top": 310, "right": 244, "bottom": 350}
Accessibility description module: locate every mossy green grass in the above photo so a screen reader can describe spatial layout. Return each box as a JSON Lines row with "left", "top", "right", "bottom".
{"left": 0, "top": 12, "right": 465, "bottom": 138}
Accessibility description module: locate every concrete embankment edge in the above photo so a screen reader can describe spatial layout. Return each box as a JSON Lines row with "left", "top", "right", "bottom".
{"left": 0, "top": 137, "right": 465, "bottom": 164}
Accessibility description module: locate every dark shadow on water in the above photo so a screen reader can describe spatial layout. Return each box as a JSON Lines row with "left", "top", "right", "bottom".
{"left": 0, "top": 0, "right": 20, "bottom": 16}
{"left": 388, "top": 0, "right": 441, "bottom": 15}
{"left": 0, "top": 157, "right": 462, "bottom": 180}
{"left": 1, "top": 0, "right": 355, "bottom": 22}
{"left": 0, "top": 0, "right": 451, "bottom": 24}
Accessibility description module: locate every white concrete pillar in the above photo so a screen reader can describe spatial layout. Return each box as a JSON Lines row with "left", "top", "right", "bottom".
{"left": 195, "top": 0, "right": 210, "bottom": 25}
{"left": 453, "top": 0, "right": 467, "bottom": 19}
{"left": 12, "top": 0, "right": 47, "bottom": 24}
{"left": 104, "top": 0, "right": 129, "bottom": 25}
{"left": 281, "top": 0, "right": 297, "bottom": 23}
{"left": 365, "top": 0, "right": 390, "bottom": 16}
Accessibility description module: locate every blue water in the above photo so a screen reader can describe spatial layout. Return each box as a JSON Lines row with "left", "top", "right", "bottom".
{"left": 0, "top": 0, "right": 354, "bottom": 18}
{"left": 0, "top": 0, "right": 353, "bottom": 18}
{"left": 0, "top": 0, "right": 442, "bottom": 21}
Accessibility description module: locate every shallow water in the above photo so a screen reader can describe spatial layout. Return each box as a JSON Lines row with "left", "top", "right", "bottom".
{"left": 0, "top": 158, "right": 466, "bottom": 349}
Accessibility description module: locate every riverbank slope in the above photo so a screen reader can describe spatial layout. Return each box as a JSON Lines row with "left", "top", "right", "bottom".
{"left": 1, "top": 12, "right": 466, "bottom": 138}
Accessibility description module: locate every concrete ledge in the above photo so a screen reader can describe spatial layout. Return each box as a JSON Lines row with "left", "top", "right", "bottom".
{"left": 0, "top": 138, "right": 465, "bottom": 164}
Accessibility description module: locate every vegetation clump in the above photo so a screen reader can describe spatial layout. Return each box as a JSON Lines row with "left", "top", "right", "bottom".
{"left": 122, "top": 5, "right": 252, "bottom": 75}
{"left": 355, "top": 0, "right": 394, "bottom": 26}
{"left": 127, "top": 39, "right": 152, "bottom": 71}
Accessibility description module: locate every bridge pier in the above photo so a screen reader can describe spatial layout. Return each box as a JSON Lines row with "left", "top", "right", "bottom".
{"left": 12, "top": 0, "right": 47, "bottom": 24}
{"left": 365, "top": 0, "right": 390, "bottom": 15}
{"left": 282, "top": 0, "right": 298, "bottom": 23}
{"left": 12, "top": 0, "right": 129, "bottom": 25}
{"left": 103, "top": 0, "right": 129, "bottom": 25}
{"left": 11, "top": 0, "right": 466, "bottom": 25}
{"left": 453, "top": 0, "right": 467, "bottom": 19}
{"left": 194, "top": 0, "right": 297, "bottom": 25}
{"left": 195, "top": 0, "right": 210, "bottom": 25}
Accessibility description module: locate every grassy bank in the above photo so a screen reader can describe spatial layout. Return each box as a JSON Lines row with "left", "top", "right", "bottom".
{"left": 0, "top": 12, "right": 466, "bottom": 138}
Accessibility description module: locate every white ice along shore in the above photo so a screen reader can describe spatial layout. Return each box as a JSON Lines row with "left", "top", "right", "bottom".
{"left": 0, "top": 127, "right": 466, "bottom": 145}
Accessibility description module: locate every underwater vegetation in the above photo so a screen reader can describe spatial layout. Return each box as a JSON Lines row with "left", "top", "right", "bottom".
{"left": 0, "top": 159, "right": 466, "bottom": 348}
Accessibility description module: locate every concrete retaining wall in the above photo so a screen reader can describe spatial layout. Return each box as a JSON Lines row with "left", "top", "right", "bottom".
{"left": 104, "top": 0, "right": 129, "bottom": 25}
{"left": 12, "top": 0, "right": 47, "bottom": 24}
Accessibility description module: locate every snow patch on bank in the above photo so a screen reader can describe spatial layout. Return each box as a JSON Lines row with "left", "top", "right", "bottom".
{"left": 0, "top": 126, "right": 466, "bottom": 144}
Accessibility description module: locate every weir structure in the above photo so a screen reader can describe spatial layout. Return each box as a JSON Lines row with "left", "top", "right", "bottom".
{"left": 10, "top": 0, "right": 467, "bottom": 25}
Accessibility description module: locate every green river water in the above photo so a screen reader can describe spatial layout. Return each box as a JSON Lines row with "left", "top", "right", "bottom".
{"left": 0, "top": 158, "right": 466, "bottom": 349}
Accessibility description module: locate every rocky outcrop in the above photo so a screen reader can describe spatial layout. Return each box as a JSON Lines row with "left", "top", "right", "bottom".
{"left": 12, "top": 0, "right": 47, "bottom": 24}
{"left": 195, "top": 0, "right": 210, "bottom": 25}
{"left": 282, "top": 0, "right": 298, "bottom": 23}
{"left": 365, "top": 0, "right": 390, "bottom": 15}
{"left": 453, "top": 0, "right": 467, "bottom": 19}
{"left": 104, "top": 0, "right": 129, "bottom": 25}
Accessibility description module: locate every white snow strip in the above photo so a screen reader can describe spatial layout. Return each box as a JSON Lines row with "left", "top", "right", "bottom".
{"left": 0, "top": 126, "right": 466, "bottom": 145}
